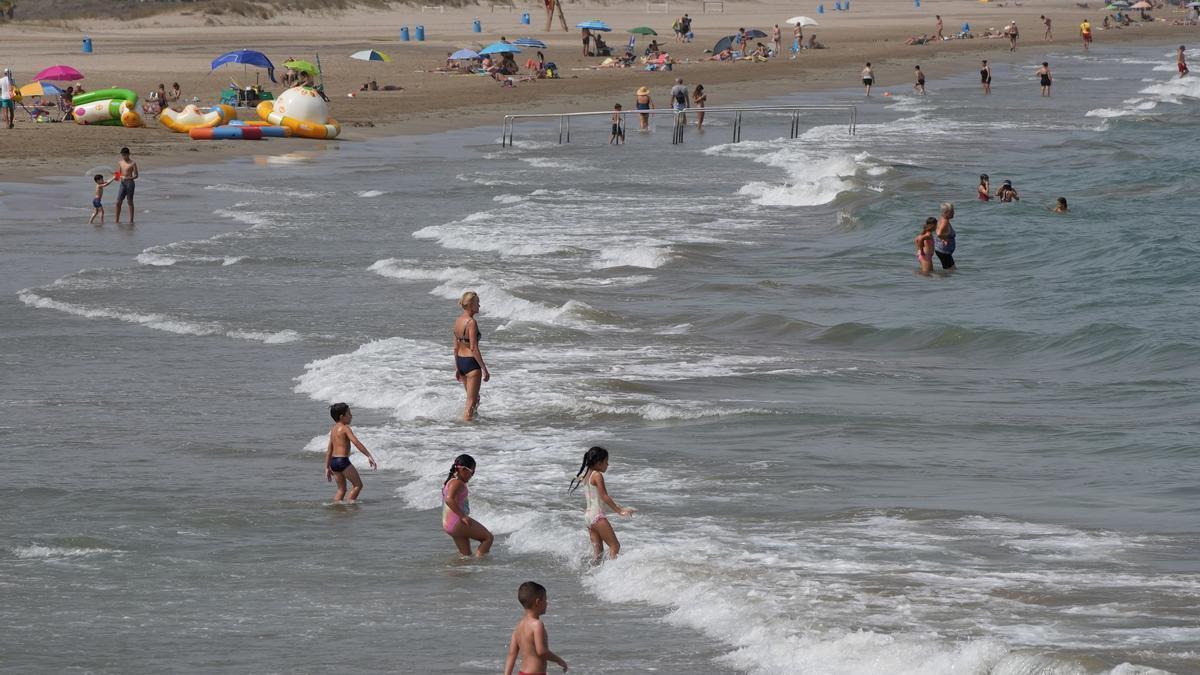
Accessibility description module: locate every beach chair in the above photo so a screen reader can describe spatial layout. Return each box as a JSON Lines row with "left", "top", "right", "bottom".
{"left": 220, "top": 88, "right": 239, "bottom": 106}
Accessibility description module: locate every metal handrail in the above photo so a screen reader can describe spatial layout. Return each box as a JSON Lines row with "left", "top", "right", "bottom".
{"left": 500, "top": 104, "right": 856, "bottom": 147}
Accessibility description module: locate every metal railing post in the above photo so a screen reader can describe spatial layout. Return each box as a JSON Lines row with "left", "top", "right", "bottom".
{"left": 566, "top": 115, "right": 571, "bottom": 143}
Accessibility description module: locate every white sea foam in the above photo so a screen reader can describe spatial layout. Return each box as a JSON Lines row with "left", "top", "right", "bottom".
{"left": 18, "top": 290, "right": 301, "bottom": 344}
{"left": 205, "top": 183, "right": 320, "bottom": 199}
{"left": 136, "top": 251, "right": 244, "bottom": 267}
{"left": 356, "top": 189, "right": 386, "bottom": 198}
{"left": 592, "top": 245, "right": 671, "bottom": 269}
{"left": 12, "top": 545, "right": 112, "bottom": 559}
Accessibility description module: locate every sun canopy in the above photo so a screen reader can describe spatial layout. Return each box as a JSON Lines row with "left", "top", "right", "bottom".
{"left": 350, "top": 49, "right": 392, "bottom": 62}
{"left": 480, "top": 42, "right": 522, "bottom": 55}
{"left": 210, "top": 50, "right": 277, "bottom": 83}
{"left": 32, "top": 65, "right": 84, "bottom": 82}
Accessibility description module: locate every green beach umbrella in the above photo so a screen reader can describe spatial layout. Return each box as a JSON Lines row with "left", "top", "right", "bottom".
{"left": 283, "top": 59, "right": 320, "bottom": 75}
{"left": 629, "top": 26, "right": 658, "bottom": 35}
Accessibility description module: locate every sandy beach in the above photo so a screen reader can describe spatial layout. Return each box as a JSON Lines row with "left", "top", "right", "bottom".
{"left": 0, "top": 0, "right": 1195, "bottom": 180}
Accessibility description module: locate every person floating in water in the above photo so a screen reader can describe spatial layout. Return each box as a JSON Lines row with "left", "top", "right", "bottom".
{"left": 915, "top": 217, "right": 936, "bottom": 276}
{"left": 442, "top": 454, "right": 493, "bottom": 557}
{"left": 568, "top": 446, "right": 635, "bottom": 562}
{"left": 1054, "top": 197, "right": 1069, "bottom": 212}
{"left": 503, "top": 582, "right": 568, "bottom": 675}
{"left": 453, "top": 291, "right": 489, "bottom": 422}
{"left": 996, "top": 179, "right": 1020, "bottom": 202}
{"left": 324, "top": 402, "right": 378, "bottom": 503}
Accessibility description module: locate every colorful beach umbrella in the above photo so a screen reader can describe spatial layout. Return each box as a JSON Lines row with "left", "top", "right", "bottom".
{"left": 32, "top": 65, "right": 84, "bottom": 82}
{"left": 576, "top": 20, "right": 612, "bottom": 31}
{"left": 450, "top": 48, "right": 482, "bottom": 60}
{"left": 350, "top": 49, "right": 392, "bottom": 62}
{"left": 18, "top": 81, "right": 64, "bottom": 97}
{"left": 786, "top": 16, "right": 819, "bottom": 26}
{"left": 283, "top": 59, "right": 320, "bottom": 75}
{"left": 629, "top": 26, "right": 658, "bottom": 35}
{"left": 513, "top": 38, "right": 547, "bottom": 48}
{"left": 210, "top": 50, "right": 277, "bottom": 83}
{"left": 479, "top": 41, "right": 522, "bottom": 55}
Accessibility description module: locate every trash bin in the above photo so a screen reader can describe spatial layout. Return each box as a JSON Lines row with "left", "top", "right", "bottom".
{"left": 834, "top": 1, "right": 842, "bottom": 10}
{"left": 817, "top": 3, "right": 824, "bottom": 13}
{"left": 82, "top": 36, "right": 93, "bottom": 53}
{"left": 473, "top": 18, "right": 482, "bottom": 33}
{"left": 521, "top": 12, "right": 530, "bottom": 24}
{"left": 415, "top": 25, "right": 425, "bottom": 41}
{"left": 400, "top": 26, "right": 410, "bottom": 41}
{"left": 914, "top": 0, "right": 920, "bottom": 7}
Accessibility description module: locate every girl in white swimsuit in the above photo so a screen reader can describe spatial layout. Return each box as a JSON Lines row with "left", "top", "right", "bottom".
{"left": 568, "top": 446, "right": 635, "bottom": 562}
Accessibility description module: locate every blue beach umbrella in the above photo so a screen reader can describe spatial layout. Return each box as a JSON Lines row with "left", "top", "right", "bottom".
{"left": 210, "top": 49, "right": 277, "bottom": 83}
{"left": 480, "top": 41, "right": 522, "bottom": 55}
{"left": 450, "top": 48, "right": 481, "bottom": 60}
{"left": 576, "top": 20, "right": 613, "bottom": 31}
{"left": 513, "top": 38, "right": 547, "bottom": 48}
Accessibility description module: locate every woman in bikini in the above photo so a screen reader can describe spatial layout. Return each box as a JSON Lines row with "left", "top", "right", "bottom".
{"left": 693, "top": 84, "right": 707, "bottom": 130}
{"left": 453, "top": 291, "right": 489, "bottom": 422}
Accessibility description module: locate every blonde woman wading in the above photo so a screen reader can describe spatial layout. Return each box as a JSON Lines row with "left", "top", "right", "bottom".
{"left": 453, "top": 291, "right": 490, "bottom": 421}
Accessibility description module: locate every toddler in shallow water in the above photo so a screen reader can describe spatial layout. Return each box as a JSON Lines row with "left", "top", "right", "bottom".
{"left": 568, "top": 446, "right": 635, "bottom": 562}
{"left": 89, "top": 174, "right": 114, "bottom": 225}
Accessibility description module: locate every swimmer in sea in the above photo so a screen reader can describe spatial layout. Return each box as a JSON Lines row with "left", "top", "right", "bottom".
{"left": 981, "top": 60, "right": 992, "bottom": 95}
{"left": 915, "top": 217, "right": 937, "bottom": 276}
{"left": 934, "top": 202, "right": 957, "bottom": 271}
{"left": 1037, "top": 61, "right": 1052, "bottom": 97}
{"left": 1179, "top": 46, "right": 1189, "bottom": 78}
{"left": 862, "top": 62, "right": 875, "bottom": 96}
{"left": 503, "top": 582, "right": 568, "bottom": 675}
{"left": 977, "top": 174, "right": 991, "bottom": 201}
{"left": 324, "top": 402, "right": 378, "bottom": 503}
{"left": 996, "top": 179, "right": 1020, "bottom": 202}
{"left": 568, "top": 446, "right": 635, "bottom": 562}
{"left": 442, "top": 454, "right": 493, "bottom": 557}
{"left": 453, "top": 291, "right": 489, "bottom": 422}
{"left": 1054, "top": 197, "right": 1069, "bottom": 212}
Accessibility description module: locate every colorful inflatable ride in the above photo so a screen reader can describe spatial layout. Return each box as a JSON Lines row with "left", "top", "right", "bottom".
{"left": 160, "top": 104, "right": 238, "bottom": 133}
{"left": 256, "top": 86, "right": 340, "bottom": 139}
{"left": 73, "top": 88, "right": 143, "bottom": 128}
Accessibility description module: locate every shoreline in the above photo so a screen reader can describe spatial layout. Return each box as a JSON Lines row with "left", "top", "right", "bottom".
{"left": 0, "top": 2, "right": 1193, "bottom": 184}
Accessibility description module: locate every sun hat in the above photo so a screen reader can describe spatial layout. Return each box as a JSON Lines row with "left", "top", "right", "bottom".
{"left": 636, "top": 86, "right": 650, "bottom": 95}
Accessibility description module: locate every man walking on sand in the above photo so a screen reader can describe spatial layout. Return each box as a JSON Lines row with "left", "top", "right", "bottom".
{"left": 0, "top": 68, "right": 15, "bottom": 130}
{"left": 115, "top": 147, "right": 139, "bottom": 225}
{"left": 935, "top": 15, "right": 944, "bottom": 42}
{"left": 1041, "top": 15, "right": 1053, "bottom": 41}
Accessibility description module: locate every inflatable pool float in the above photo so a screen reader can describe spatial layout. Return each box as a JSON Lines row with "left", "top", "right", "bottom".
{"left": 160, "top": 104, "right": 237, "bottom": 133}
{"left": 189, "top": 126, "right": 264, "bottom": 140}
{"left": 256, "top": 86, "right": 340, "bottom": 139}
{"left": 73, "top": 88, "right": 143, "bottom": 128}
{"left": 227, "top": 121, "right": 292, "bottom": 137}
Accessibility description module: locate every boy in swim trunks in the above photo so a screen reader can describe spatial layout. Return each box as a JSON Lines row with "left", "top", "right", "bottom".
{"left": 89, "top": 174, "right": 114, "bottom": 225}
{"left": 609, "top": 103, "right": 625, "bottom": 144}
{"left": 503, "top": 582, "right": 568, "bottom": 675}
{"left": 323, "top": 402, "right": 378, "bottom": 503}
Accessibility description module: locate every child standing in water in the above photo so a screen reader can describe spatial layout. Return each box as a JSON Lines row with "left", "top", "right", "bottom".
{"left": 503, "top": 581, "right": 568, "bottom": 675}
{"left": 609, "top": 103, "right": 625, "bottom": 145}
{"left": 568, "top": 446, "right": 635, "bottom": 562}
{"left": 915, "top": 217, "right": 936, "bottom": 276}
{"left": 89, "top": 174, "right": 114, "bottom": 224}
{"left": 442, "top": 454, "right": 494, "bottom": 557}
{"left": 324, "top": 402, "right": 378, "bottom": 503}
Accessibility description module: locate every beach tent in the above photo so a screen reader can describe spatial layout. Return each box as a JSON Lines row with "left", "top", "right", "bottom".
{"left": 210, "top": 50, "right": 277, "bottom": 83}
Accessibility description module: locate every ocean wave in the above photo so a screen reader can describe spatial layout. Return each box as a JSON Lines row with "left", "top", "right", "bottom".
{"left": 18, "top": 289, "right": 301, "bottom": 344}
{"left": 204, "top": 183, "right": 322, "bottom": 199}
{"left": 356, "top": 189, "right": 386, "bottom": 198}
{"left": 136, "top": 251, "right": 244, "bottom": 267}
{"left": 592, "top": 245, "right": 671, "bottom": 269}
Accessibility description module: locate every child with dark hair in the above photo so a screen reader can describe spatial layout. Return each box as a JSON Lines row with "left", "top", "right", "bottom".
{"left": 504, "top": 581, "right": 568, "bottom": 675}
{"left": 442, "top": 454, "right": 493, "bottom": 557}
{"left": 323, "top": 402, "right": 378, "bottom": 503}
{"left": 568, "top": 446, "right": 635, "bottom": 562}
{"left": 89, "top": 174, "right": 114, "bottom": 225}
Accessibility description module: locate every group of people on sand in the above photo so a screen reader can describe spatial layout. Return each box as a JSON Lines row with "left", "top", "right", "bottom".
{"left": 321, "top": 290, "right": 637, "bottom": 673}
{"left": 0, "top": 67, "right": 95, "bottom": 126}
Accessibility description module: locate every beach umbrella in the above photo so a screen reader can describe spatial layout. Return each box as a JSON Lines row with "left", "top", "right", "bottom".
{"left": 210, "top": 49, "right": 277, "bottom": 83}
{"left": 513, "top": 38, "right": 547, "bottom": 48}
{"left": 711, "top": 35, "right": 739, "bottom": 53}
{"left": 786, "top": 16, "right": 819, "bottom": 26}
{"left": 744, "top": 29, "right": 769, "bottom": 39}
{"left": 629, "top": 26, "right": 658, "bottom": 35}
{"left": 350, "top": 49, "right": 392, "bottom": 62}
{"left": 283, "top": 59, "right": 320, "bottom": 75}
{"left": 479, "top": 41, "right": 522, "bottom": 55}
{"left": 18, "top": 81, "right": 63, "bottom": 97}
{"left": 1130, "top": 1, "right": 1152, "bottom": 7}
{"left": 450, "top": 48, "right": 481, "bottom": 60}
{"left": 576, "top": 20, "right": 612, "bottom": 31}
{"left": 1189, "top": 2, "right": 1200, "bottom": 7}
{"left": 32, "top": 65, "right": 84, "bottom": 82}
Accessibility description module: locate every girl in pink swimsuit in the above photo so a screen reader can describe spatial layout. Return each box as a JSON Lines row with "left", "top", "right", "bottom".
{"left": 442, "top": 454, "right": 494, "bottom": 557}
{"left": 915, "top": 217, "right": 936, "bottom": 276}
{"left": 568, "top": 446, "right": 635, "bottom": 562}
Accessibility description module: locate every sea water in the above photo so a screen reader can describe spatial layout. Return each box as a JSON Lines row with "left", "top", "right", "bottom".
{"left": 2, "top": 43, "right": 1198, "bottom": 674}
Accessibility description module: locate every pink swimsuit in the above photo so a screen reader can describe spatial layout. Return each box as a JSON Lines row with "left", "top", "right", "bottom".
{"left": 442, "top": 481, "right": 469, "bottom": 534}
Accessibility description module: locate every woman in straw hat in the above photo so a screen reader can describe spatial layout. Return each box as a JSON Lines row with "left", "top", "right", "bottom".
{"left": 635, "top": 86, "right": 654, "bottom": 130}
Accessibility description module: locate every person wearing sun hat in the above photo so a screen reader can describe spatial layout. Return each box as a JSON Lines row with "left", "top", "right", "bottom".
{"left": 635, "top": 85, "right": 654, "bottom": 131}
